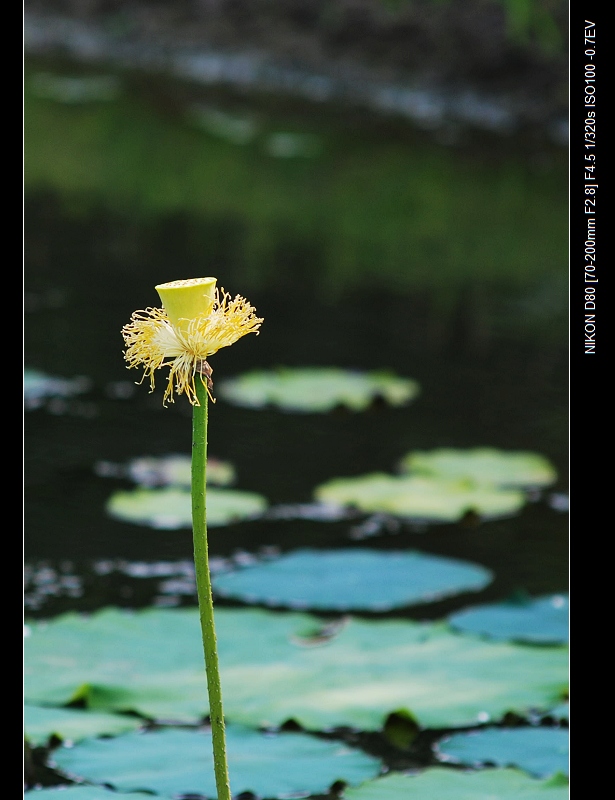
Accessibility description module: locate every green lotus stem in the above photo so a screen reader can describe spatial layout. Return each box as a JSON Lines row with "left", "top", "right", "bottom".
{"left": 192, "top": 377, "right": 231, "bottom": 800}
{"left": 122, "top": 276, "right": 262, "bottom": 799}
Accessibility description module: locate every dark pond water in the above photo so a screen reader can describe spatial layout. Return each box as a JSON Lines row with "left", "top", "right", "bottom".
{"left": 24, "top": 54, "right": 568, "bottom": 789}
{"left": 24, "top": 61, "right": 568, "bottom": 592}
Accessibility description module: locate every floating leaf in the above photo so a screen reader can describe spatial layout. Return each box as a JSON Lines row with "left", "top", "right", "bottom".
{"left": 24, "top": 704, "right": 141, "bottom": 746}
{"left": 189, "top": 104, "right": 258, "bottom": 145}
{"left": 342, "top": 767, "right": 569, "bottom": 799}
{"left": 24, "top": 368, "right": 90, "bottom": 408}
{"left": 125, "top": 454, "right": 235, "bottom": 488}
{"left": 542, "top": 702, "right": 569, "bottom": 722}
{"left": 314, "top": 473, "right": 525, "bottom": 522}
{"left": 212, "top": 549, "right": 493, "bottom": 611}
{"left": 24, "top": 607, "right": 568, "bottom": 730}
{"left": 219, "top": 367, "right": 420, "bottom": 413}
{"left": 448, "top": 594, "right": 569, "bottom": 645}
{"left": 436, "top": 727, "right": 569, "bottom": 778}
{"left": 52, "top": 726, "right": 381, "bottom": 798}
{"left": 265, "top": 132, "right": 322, "bottom": 158}
{"left": 399, "top": 448, "right": 557, "bottom": 489}
{"left": 26, "top": 788, "right": 144, "bottom": 800}
{"left": 30, "top": 73, "right": 120, "bottom": 104}
{"left": 105, "top": 486, "right": 268, "bottom": 529}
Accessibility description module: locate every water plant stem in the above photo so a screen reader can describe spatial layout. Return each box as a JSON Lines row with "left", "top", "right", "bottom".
{"left": 192, "top": 378, "right": 232, "bottom": 800}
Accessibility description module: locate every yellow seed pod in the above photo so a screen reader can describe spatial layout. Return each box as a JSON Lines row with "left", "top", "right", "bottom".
{"left": 156, "top": 277, "right": 217, "bottom": 336}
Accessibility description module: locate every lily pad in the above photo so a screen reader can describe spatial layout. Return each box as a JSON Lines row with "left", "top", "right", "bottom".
{"left": 212, "top": 548, "right": 493, "bottom": 611}
{"left": 436, "top": 727, "right": 569, "bottom": 778}
{"left": 105, "top": 486, "right": 268, "bottom": 529}
{"left": 25, "top": 789, "right": 145, "bottom": 800}
{"left": 24, "top": 704, "right": 142, "bottom": 746}
{"left": 399, "top": 448, "right": 557, "bottom": 489}
{"left": 189, "top": 104, "right": 258, "bottom": 145}
{"left": 125, "top": 454, "right": 236, "bottom": 488}
{"left": 218, "top": 367, "right": 420, "bottom": 413}
{"left": 314, "top": 473, "right": 525, "bottom": 522}
{"left": 51, "top": 726, "right": 381, "bottom": 798}
{"left": 24, "top": 368, "right": 90, "bottom": 409}
{"left": 265, "top": 132, "right": 322, "bottom": 158}
{"left": 30, "top": 73, "right": 120, "bottom": 104}
{"left": 542, "top": 702, "right": 569, "bottom": 723}
{"left": 448, "top": 594, "right": 569, "bottom": 645}
{"left": 342, "top": 768, "right": 569, "bottom": 800}
{"left": 24, "top": 607, "right": 568, "bottom": 731}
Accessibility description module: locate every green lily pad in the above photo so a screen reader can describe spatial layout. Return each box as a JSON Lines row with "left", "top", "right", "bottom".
{"left": 189, "top": 104, "right": 258, "bottom": 145}
{"left": 30, "top": 73, "right": 120, "bottom": 104}
{"left": 342, "top": 768, "right": 569, "bottom": 800}
{"left": 218, "top": 367, "right": 420, "bottom": 413}
{"left": 448, "top": 595, "right": 569, "bottom": 645}
{"left": 24, "top": 705, "right": 142, "bottom": 746}
{"left": 314, "top": 473, "right": 525, "bottom": 522}
{"left": 265, "top": 132, "right": 322, "bottom": 158}
{"left": 125, "top": 454, "right": 236, "bottom": 488}
{"left": 51, "top": 726, "right": 381, "bottom": 798}
{"left": 105, "top": 486, "right": 268, "bottom": 529}
{"left": 436, "top": 727, "right": 569, "bottom": 778}
{"left": 212, "top": 549, "right": 493, "bottom": 611}
{"left": 399, "top": 448, "right": 557, "bottom": 489}
{"left": 24, "top": 607, "right": 568, "bottom": 731}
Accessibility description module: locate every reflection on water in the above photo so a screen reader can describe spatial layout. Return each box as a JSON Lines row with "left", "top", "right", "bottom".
{"left": 24, "top": 58, "right": 567, "bottom": 618}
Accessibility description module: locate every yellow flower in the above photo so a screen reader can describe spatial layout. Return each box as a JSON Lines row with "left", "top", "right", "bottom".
{"left": 122, "top": 277, "right": 263, "bottom": 405}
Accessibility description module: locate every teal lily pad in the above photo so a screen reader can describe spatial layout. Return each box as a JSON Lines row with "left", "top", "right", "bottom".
{"left": 24, "top": 368, "right": 90, "bottom": 408}
{"left": 25, "top": 789, "right": 145, "bottom": 800}
{"left": 24, "top": 704, "right": 142, "bottom": 746}
{"left": 219, "top": 367, "right": 420, "bottom": 413}
{"left": 448, "top": 594, "right": 569, "bottom": 645}
{"left": 51, "top": 726, "right": 381, "bottom": 798}
{"left": 212, "top": 549, "right": 493, "bottom": 611}
{"left": 543, "top": 702, "right": 569, "bottom": 722}
{"left": 105, "top": 486, "right": 268, "bottom": 529}
{"left": 436, "top": 727, "right": 569, "bottom": 778}
{"left": 399, "top": 448, "right": 557, "bottom": 489}
{"left": 342, "top": 767, "right": 569, "bottom": 800}
{"left": 24, "top": 607, "right": 568, "bottom": 731}
{"left": 314, "top": 473, "right": 525, "bottom": 522}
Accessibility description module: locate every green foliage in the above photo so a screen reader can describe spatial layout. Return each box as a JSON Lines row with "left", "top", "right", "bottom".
{"left": 123, "top": 454, "right": 236, "bottom": 488}
{"left": 24, "top": 704, "right": 141, "bottom": 746}
{"left": 105, "top": 486, "right": 268, "bottom": 529}
{"left": 342, "top": 767, "right": 569, "bottom": 799}
{"left": 399, "top": 448, "right": 558, "bottom": 488}
{"left": 380, "top": 1, "right": 565, "bottom": 54}
{"left": 499, "top": 0, "right": 564, "bottom": 53}
{"left": 24, "top": 607, "right": 568, "bottom": 730}
{"left": 24, "top": 67, "right": 567, "bottom": 304}
{"left": 314, "top": 473, "right": 526, "bottom": 522}
{"left": 219, "top": 368, "right": 420, "bottom": 413}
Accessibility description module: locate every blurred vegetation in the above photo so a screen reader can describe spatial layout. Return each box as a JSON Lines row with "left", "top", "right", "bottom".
{"left": 383, "top": 0, "right": 566, "bottom": 53}
{"left": 26, "top": 0, "right": 568, "bottom": 85}
{"left": 24, "top": 64, "right": 566, "bottom": 305}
